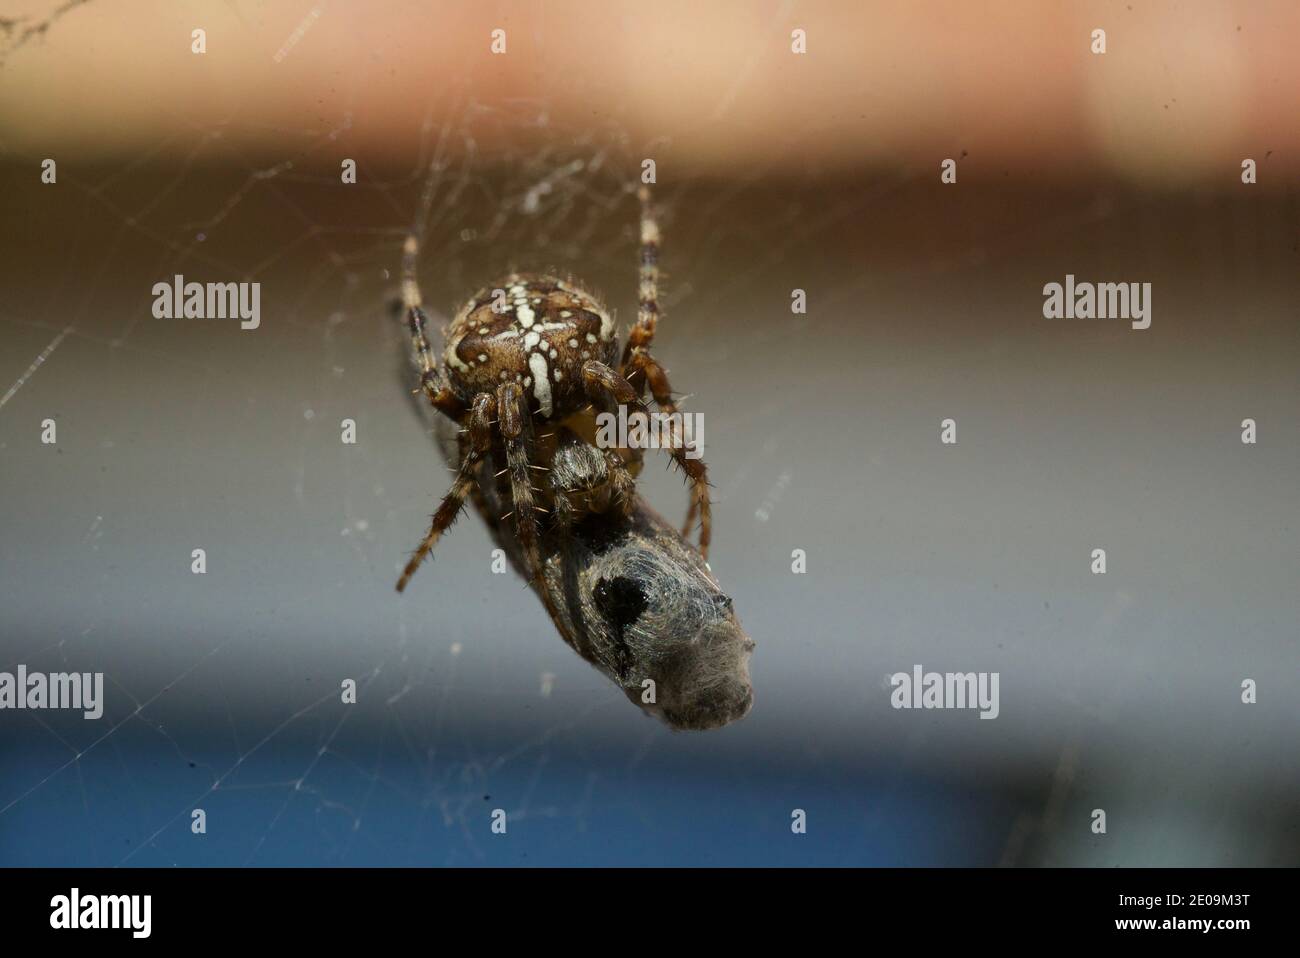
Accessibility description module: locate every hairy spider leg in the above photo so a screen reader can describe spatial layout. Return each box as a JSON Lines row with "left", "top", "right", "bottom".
{"left": 615, "top": 188, "right": 712, "bottom": 555}
{"left": 497, "top": 382, "right": 569, "bottom": 627}
{"left": 582, "top": 359, "right": 711, "bottom": 559}
{"left": 396, "top": 393, "right": 496, "bottom": 592}
{"left": 621, "top": 185, "right": 661, "bottom": 369}
{"left": 625, "top": 350, "right": 712, "bottom": 555}
{"left": 403, "top": 234, "right": 463, "bottom": 417}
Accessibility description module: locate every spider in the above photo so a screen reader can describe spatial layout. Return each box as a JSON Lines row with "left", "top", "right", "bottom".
{"left": 395, "top": 185, "right": 711, "bottom": 597}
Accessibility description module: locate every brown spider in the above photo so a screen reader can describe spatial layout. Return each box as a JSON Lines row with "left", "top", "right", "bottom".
{"left": 395, "top": 185, "right": 711, "bottom": 598}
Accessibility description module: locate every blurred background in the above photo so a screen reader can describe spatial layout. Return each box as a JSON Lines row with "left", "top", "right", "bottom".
{"left": 0, "top": 1, "right": 1296, "bottom": 866}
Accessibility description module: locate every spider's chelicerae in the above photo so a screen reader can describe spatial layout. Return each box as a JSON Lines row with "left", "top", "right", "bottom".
{"left": 395, "top": 185, "right": 710, "bottom": 599}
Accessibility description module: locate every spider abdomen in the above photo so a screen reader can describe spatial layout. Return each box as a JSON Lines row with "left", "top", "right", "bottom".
{"left": 443, "top": 273, "right": 618, "bottom": 418}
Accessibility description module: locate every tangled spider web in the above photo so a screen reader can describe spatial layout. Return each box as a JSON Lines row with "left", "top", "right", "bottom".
{"left": 0, "top": 94, "right": 669, "bottom": 864}
{"left": 1, "top": 60, "right": 933, "bottom": 865}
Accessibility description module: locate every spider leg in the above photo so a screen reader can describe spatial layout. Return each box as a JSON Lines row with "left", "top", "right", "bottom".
{"left": 620, "top": 185, "right": 660, "bottom": 370}
{"left": 625, "top": 350, "right": 711, "bottom": 552}
{"left": 497, "top": 382, "right": 557, "bottom": 608}
{"left": 407, "top": 306, "right": 463, "bottom": 417}
{"left": 402, "top": 234, "right": 463, "bottom": 418}
{"left": 583, "top": 359, "right": 712, "bottom": 559}
{"left": 401, "top": 233, "right": 426, "bottom": 311}
{"left": 395, "top": 392, "right": 495, "bottom": 592}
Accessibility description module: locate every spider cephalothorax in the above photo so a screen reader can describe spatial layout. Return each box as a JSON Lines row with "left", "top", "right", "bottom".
{"left": 395, "top": 186, "right": 712, "bottom": 613}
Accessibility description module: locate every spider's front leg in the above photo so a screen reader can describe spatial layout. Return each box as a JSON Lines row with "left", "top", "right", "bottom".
{"left": 624, "top": 349, "right": 712, "bottom": 556}
{"left": 407, "top": 305, "right": 463, "bottom": 418}
{"left": 497, "top": 382, "right": 572, "bottom": 632}
{"left": 396, "top": 392, "right": 495, "bottom": 592}
{"left": 620, "top": 184, "right": 661, "bottom": 368}
{"left": 582, "top": 359, "right": 712, "bottom": 560}
{"left": 402, "top": 232, "right": 462, "bottom": 419}
{"left": 496, "top": 384, "right": 552, "bottom": 584}
{"left": 613, "top": 186, "right": 713, "bottom": 557}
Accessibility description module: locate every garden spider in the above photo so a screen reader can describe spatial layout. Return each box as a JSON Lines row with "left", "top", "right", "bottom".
{"left": 395, "top": 185, "right": 711, "bottom": 595}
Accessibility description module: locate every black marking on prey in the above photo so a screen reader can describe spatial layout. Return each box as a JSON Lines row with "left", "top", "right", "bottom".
{"left": 594, "top": 576, "right": 647, "bottom": 631}
{"left": 593, "top": 575, "right": 647, "bottom": 679}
